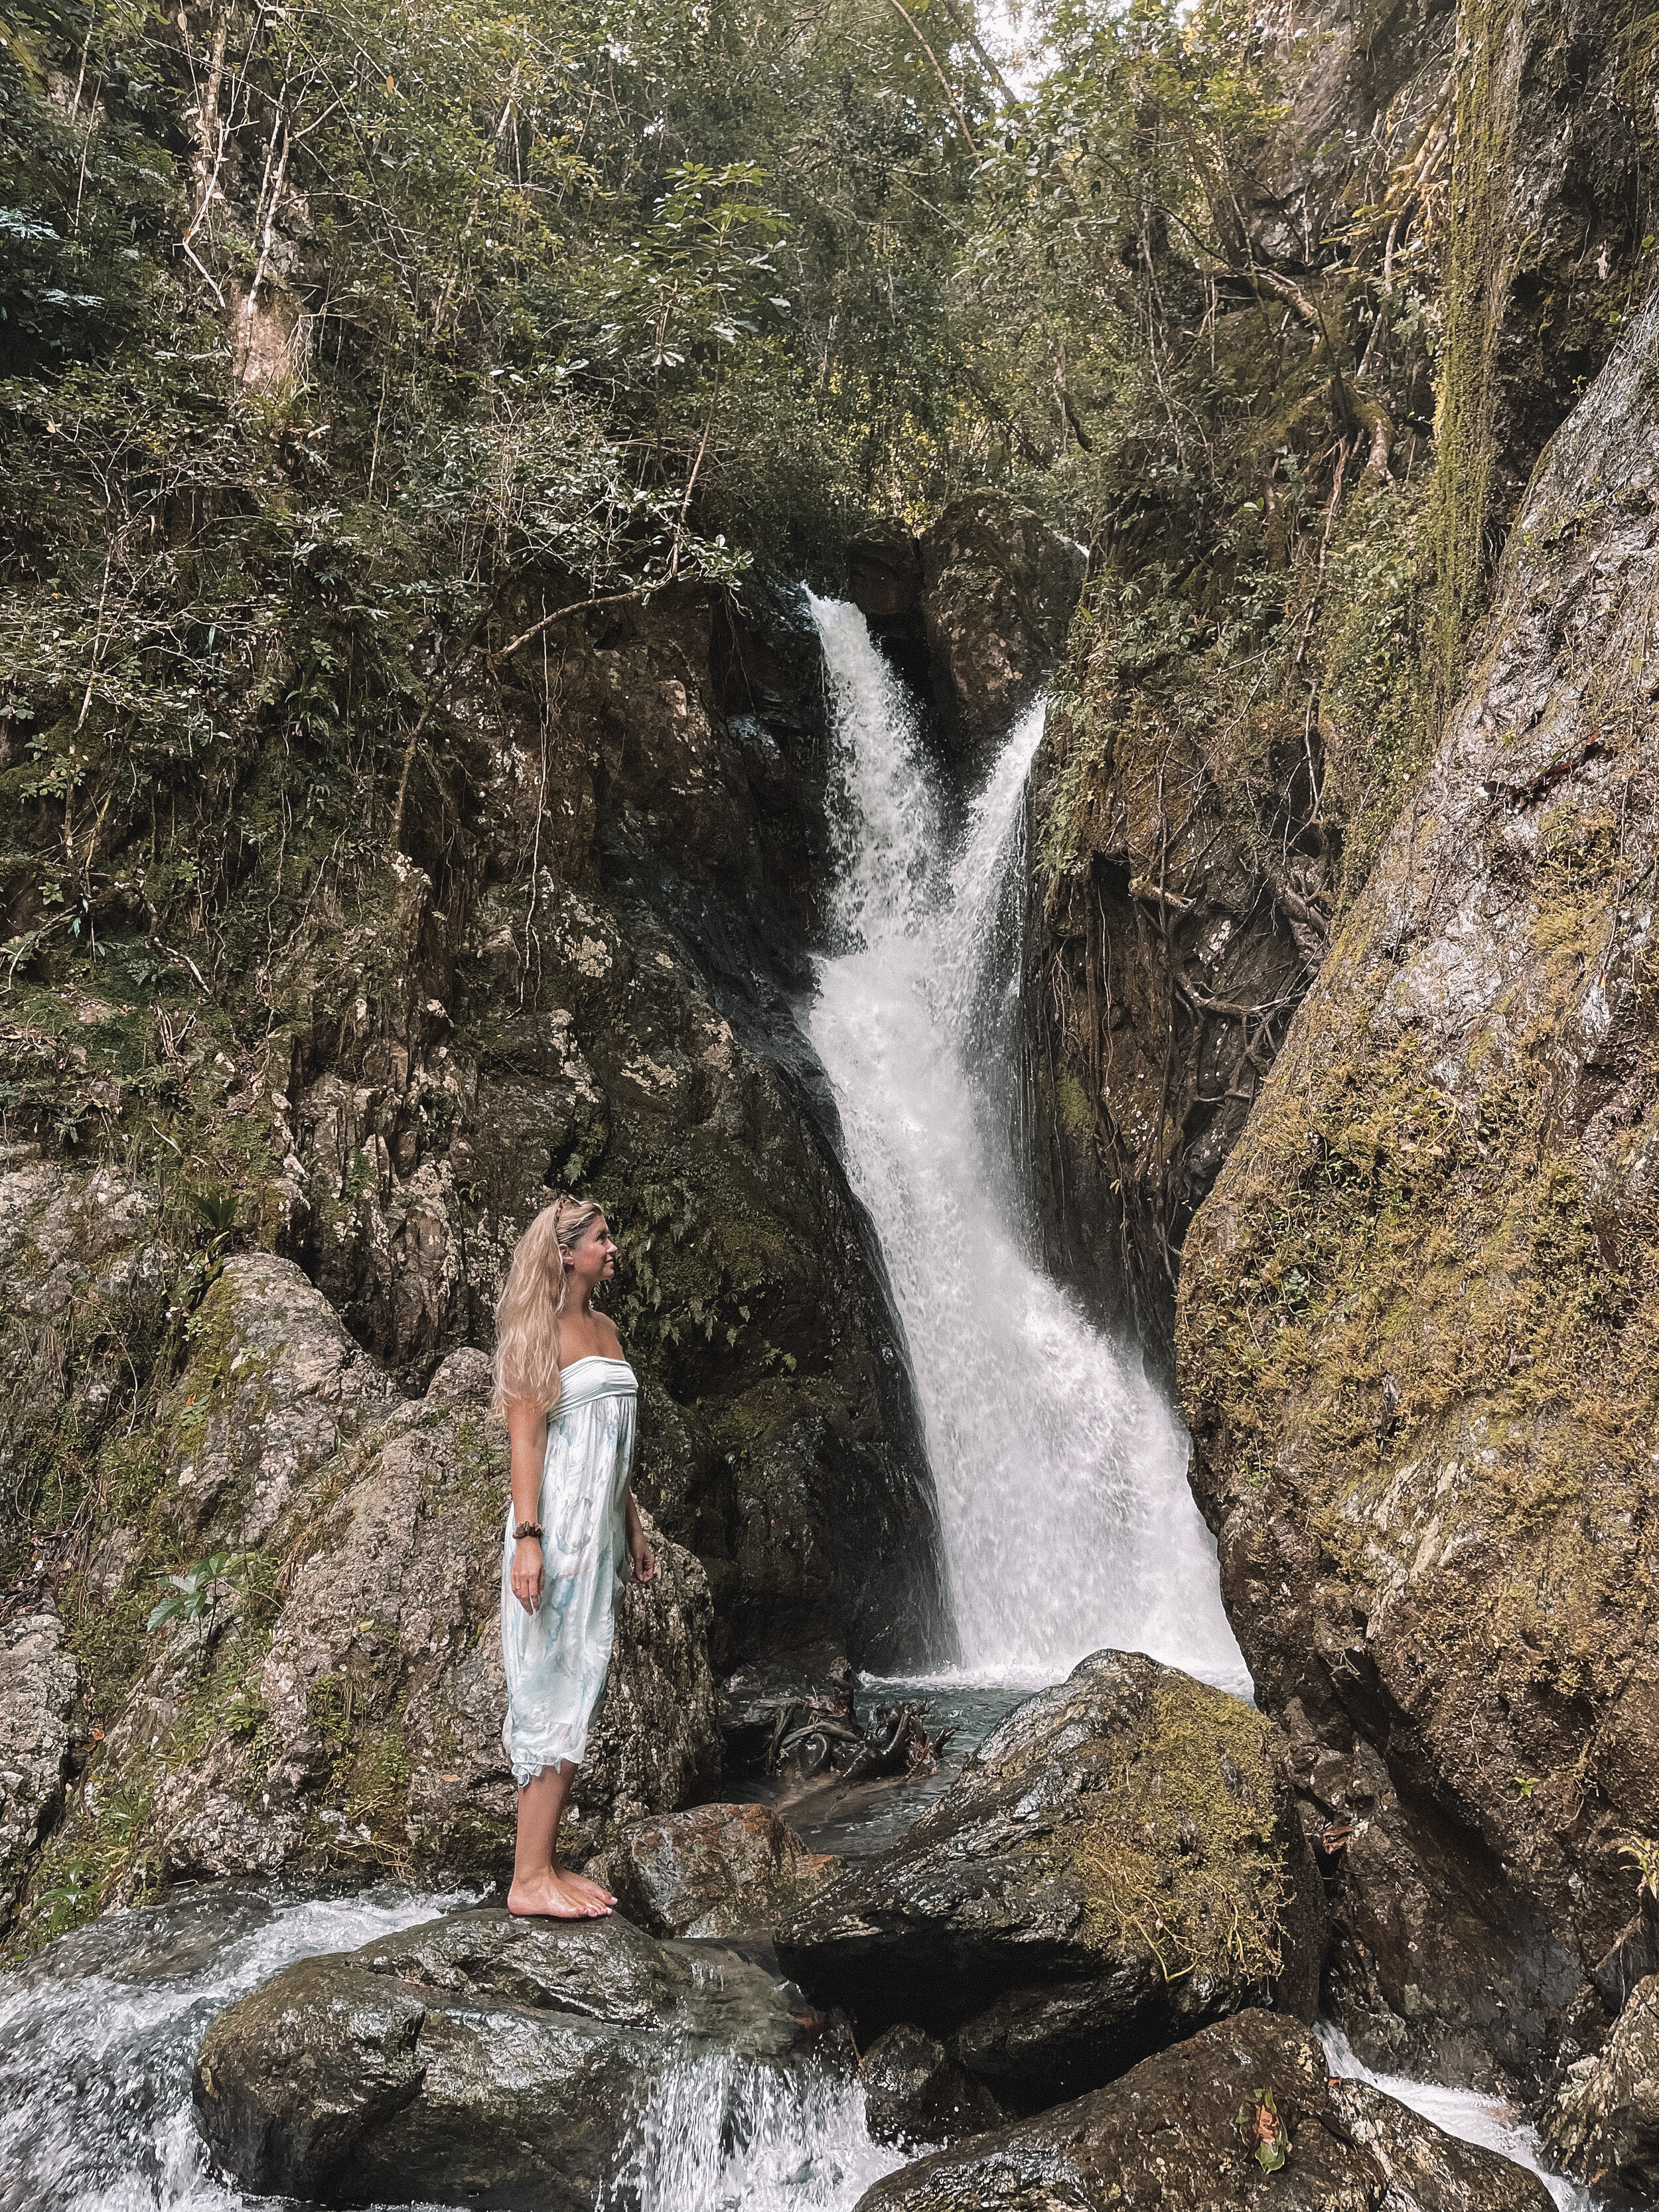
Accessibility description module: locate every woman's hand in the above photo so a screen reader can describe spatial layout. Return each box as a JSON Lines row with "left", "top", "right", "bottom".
{"left": 628, "top": 1522, "right": 656, "bottom": 1585}
{"left": 511, "top": 1536, "right": 545, "bottom": 1614}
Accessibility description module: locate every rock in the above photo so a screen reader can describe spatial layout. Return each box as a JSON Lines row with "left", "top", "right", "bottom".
{"left": 917, "top": 494, "right": 1084, "bottom": 764}
{"left": 591, "top": 1801, "right": 838, "bottom": 1938}
{"left": 89, "top": 1305, "right": 719, "bottom": 1887}
{"left": 1020, "top": 0, "right": 1654, "bottom": 1373}
{"left": 192, "top": 1905, "right": 828, "bottom": 2208}
{"left": 851, "top": 2008, "right": 1555, "bottom": 2212}
{"left": 776, "top": 1651, "right": 1325, "bottom": 2110}
{"left": 1177, "top": 280, "right": 1659, "bottom": 2089}
{"left": 1542, "top": 1972, "right": 1659, "bottom": 2203}
{"left": 0, "top": 1614, "right": 80, "bottom": 1922}
{"left": 152, "top": 1250, "right": 397, "bottom": 1542}
{"left": 860, "top": 2022, "right": 1007, "bottom": 2148}
{"left": 0, "top": 1163, "right": 168, "bottom": 1610}
{"left": 847, "top": 522, "right": 923, "bottom": 626}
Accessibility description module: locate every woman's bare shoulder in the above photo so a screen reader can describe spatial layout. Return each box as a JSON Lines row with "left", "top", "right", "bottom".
{"left": 594, "top": 1312, "right": 626, "bottom": 1358}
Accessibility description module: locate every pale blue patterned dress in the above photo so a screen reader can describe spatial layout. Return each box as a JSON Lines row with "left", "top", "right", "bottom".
{"left": 500, "top": 1356, "right": 637, "bottom": 1784}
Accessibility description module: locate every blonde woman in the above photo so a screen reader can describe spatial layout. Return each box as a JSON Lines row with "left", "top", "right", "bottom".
{"left": 494, "top": 1194, "right": 655, "bottom": 1918}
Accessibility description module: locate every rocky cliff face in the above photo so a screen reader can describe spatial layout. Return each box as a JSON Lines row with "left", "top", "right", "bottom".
{"left": 847, "top": 496, "right": 1084, "bottom": 772}
{"left": 1021, "top": 0, "right": 1654, "bottom": 1360}
{"left": 1179, "top": 277, "right": 1659, "bottom": 2089}
{"left": 0, "top": 579, "right": 950, "bottom": 1939}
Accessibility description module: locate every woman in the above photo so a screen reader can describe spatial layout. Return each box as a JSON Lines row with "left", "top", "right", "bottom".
{"left": 494, "top": 1193, "right": 654, "bottom": 1918}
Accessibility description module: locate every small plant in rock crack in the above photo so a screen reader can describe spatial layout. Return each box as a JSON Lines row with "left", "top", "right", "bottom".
{"left": 166, "top": 1185, "right": 241, "bottom": 1325}
{"left": 147, "top": 1551, "right": 250, "bottom": 1661}
{"left": 1620, "top": 1835, "right": 1659, "bottom": 1900}
{"left": 1236, "top": 2087, "right": 1290, "bottom": 2174}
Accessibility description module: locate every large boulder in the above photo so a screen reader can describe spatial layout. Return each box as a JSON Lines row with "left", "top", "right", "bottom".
{"left": 589, "top": 1801, "right": 837, "bottom": 1938}
{"left": 64, "top": 1276, "right": 719, "bottom": 1894}
{"left": 192, "top": 1906, "right": 830, "bottom": 2209}
{"left": 851, "top": 2008, "right": 1555, "bottom": 2212}
{"left": 0, "top": 1613, "right": 81, "bottom": 1924}
{"left": 1542, "top": 1972, "right": 1659, "bottom": 2203}
{"left": 775, "top": 1652, "right": 1325, "bottom": 2110}
{"left": 1177, "top": 279, "right": 1659, "bottom": 2087}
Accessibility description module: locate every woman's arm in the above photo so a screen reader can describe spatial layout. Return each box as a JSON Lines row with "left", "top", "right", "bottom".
{"left": 506, "top": 1398, "right": 549, "bottom": 1613}
{"left": 624, "top": 1491, "right": 656, "bottom": 1584}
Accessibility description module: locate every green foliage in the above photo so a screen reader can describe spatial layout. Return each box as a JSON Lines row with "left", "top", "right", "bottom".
{"left": 1620, "top": 1834, "right": 1659, "bottom": 1899}
{"left": 146, "top": 1548, "right": 248, "bottom": 1634}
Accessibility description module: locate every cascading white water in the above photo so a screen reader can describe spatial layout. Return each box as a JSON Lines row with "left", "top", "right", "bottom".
{"left": 0, "top": 1887, "right": 902, "bottom": 2212}
{"left": 807, "top": 595, "right": 1248, "bottom": 1692}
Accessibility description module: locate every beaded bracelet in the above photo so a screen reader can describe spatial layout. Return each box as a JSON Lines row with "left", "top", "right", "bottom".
{"left": 514, "top": 1521, "right": 544, "bottom": 1542}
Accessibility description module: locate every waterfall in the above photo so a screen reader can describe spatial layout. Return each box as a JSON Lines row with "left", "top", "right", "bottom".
{"left": 806, "top": 595, "right": 1248, "bottom": 1692}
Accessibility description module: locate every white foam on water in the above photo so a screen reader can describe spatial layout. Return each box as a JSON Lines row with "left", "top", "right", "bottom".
{"left": 806, "top": 593, "right": 1248, "bottom": 1694}
{"left": 0, "top": 1887, "right": 480, "bottom": 2212}
{"left": 1, "top": 1887, "right": 901, "bottom": 2212}
{"left": 603, "top": 2047, "right": 904, "bottom": 2212}
{"left": 1319, "top": 2021, "right": 1596, "bottom": 2211}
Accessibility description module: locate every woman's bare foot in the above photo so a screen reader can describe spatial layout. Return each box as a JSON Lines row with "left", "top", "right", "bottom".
{"left": 507, "top": 1869, "right": 611, "bottom": 1919}
{"left": 563, "top": 1868, "right": 616, "bottom": 1913}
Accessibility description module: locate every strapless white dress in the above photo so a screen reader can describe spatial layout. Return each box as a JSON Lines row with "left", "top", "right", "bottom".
{"left": 500, "top": 1355, "right": 637, "bottom": 1785}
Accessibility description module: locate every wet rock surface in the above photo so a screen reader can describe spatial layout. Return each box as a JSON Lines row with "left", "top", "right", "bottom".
{"left": 776, "top": 1651, "right": 1325, "bottom": 2109}
{"left": 192, "top": 1905, "right": 827, "bottom": 2209}
{"left": 1542, "top": 1971, "right": 1659, "bottom": 2205}
{"left": 591, "top": 1801, "right": 838, "bottom": 1939}
{"left": 860, "top": 2021, "right": 1007, "bottom": 2148}
{"left": 850, "top": 2008, "right": 1555, "bottom": 2212}
{"left": 1178, "top": 279, "right": 1659, "bottom": 2089}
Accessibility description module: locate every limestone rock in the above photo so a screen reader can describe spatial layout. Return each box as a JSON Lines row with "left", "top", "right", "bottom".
{"left": 860, "top": 2022, "right": 1007, "bottom": 2148}
{"left": 917, "top": 494, "right": 1084, "bottom": 763}
{"left": 851, "top": 2009, "right": 1555, "bottom": 2212}
{"left": 591, "top": 1801, "right": 837, "bottom": 1938}
{"left": 1542, "top": 1972, "right": 1659, "bottom": 2203}
{"left": 192, "top": 1905, "right": 828, "bottom": 2208}
{"left": 1177, "top": 279, "right": 1659, "bottom": 2087}
{"left": 0, "top": 1614, "right": 80, "bottom": 1921}
{"left": 776, "top": 1651, "right": 1325, "bottom": 2110}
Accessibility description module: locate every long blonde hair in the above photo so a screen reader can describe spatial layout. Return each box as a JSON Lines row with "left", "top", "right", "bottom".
{"left": 492, "top": 1194, "right": 605, "bottom": 1418}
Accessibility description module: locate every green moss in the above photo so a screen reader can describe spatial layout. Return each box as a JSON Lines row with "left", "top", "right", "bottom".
{"left": 1430, "top": 0, "right": 1519, "bottom": 689}
{"left": 1077, "top": 1676, "right": 1291, "bottom": 1984}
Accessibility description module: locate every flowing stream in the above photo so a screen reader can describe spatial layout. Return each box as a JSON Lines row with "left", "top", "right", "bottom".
{"left": 806, "top": 594, "right": 1246, "bottom": 1691}
{"left": 1, "top": 597, "right": 1591, "bottom": 2211}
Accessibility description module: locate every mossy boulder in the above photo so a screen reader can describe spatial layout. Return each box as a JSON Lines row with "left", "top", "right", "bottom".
{"left": 851, "top": 2008, "right": 1554, "bottom": 2212}
{"left": 48, "top": 1264, "right": 719, "bottom": 1901}
{"left": 775, "top": 1651, "right": 1325, "bottom": 2112}
{"left": 1177, "top": 281, "right": 1659, "bottom": 2087}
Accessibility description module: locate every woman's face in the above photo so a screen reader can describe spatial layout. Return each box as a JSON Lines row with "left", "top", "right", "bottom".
{"left": 564, "top": 1213, "right": 618, "bottom": 1296}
